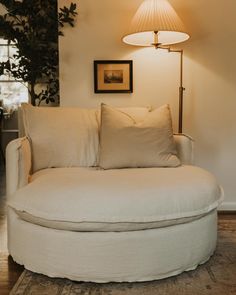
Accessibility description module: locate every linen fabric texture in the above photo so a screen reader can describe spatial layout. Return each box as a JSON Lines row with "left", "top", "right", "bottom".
{"left": 22, "top": 104, "right": 99, "bottom": 172}
{"left": 96, "top": 106, "right": 151, "bottom": 125}
{"left": 21, "top": 104, "right": 152, "bottom": 172}
{"left": 8, "top": 165, "right": 223, "bottom": 232}
{"left": 5, "top": 134, "right": 194, "bottom": 198}
{"left": 99, "top": 104, "right": 180, "bottom": 169}
{"left": 8, "top": 208, "right": 217, "bottom": 282}
{"left": 6, "top": 137, "right": 31, "bottom": 196}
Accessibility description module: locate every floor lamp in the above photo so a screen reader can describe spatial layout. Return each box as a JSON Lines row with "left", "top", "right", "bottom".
{"left": 122, "top": 0, "right": 190, "bottom": 133}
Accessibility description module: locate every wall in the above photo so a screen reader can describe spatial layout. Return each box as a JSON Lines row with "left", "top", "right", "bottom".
{"left": 59, "top": 0, "right": 236, "bottom": 210}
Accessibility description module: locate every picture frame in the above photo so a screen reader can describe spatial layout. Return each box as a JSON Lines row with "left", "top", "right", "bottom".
{"left": 94, "top": 60, "right": 133, "bottom": 93}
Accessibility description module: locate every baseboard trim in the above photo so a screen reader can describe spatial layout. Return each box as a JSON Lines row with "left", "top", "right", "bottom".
{"left": 218, "top": 202, "right": 236, "bottom": 211}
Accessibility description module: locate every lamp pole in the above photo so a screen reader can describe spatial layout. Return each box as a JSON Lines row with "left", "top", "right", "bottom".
{"left": 168, "top": 49, "right": 185, "bottom": 134}
{"left": 152, "top": 32, "right": 185, "bottom": 133}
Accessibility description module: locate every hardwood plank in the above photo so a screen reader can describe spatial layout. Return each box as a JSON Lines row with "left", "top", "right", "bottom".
{"left": 0, "top": 255, "right": 24, "bottom": 295}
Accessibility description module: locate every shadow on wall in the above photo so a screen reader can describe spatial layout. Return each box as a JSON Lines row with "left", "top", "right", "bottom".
{"left": 177, "top": 0, "right": 236, "bottom": 87}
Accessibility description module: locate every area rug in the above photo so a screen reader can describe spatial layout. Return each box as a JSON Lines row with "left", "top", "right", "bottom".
{"left": 10, "top": 227, "right": 236, "bottom": 295}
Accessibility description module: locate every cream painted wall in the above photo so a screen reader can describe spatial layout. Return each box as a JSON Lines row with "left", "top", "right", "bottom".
{"left": 59, "top": 0, "right": 236, "bottom": 209}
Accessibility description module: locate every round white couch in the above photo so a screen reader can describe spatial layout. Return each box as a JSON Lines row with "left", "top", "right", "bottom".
{"left": 6, "top": 134, "right": 223, "bottom": 282}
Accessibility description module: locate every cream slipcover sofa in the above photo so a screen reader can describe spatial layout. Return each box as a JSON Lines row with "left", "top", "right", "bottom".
{"left": 6, "top": 104, "right": 223, "bottom": 283}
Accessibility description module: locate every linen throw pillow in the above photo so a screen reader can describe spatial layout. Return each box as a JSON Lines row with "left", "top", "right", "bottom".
{"left": 96, "top": 106, "right": 151, "bottom": 125}
{"left": 22, "top": 104, "right": 99, "bottom": 172}
{"left": 99, "top": 104, "right": 180, "bottom": 169}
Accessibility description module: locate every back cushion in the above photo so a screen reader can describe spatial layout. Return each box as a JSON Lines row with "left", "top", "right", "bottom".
{"left": 22, "top": 104, "right": 99, "bottom": 172}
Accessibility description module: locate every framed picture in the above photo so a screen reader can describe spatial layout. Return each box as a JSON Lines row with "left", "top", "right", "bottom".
{"left": 94, "top": 60, "right": 133, "bottom": 93}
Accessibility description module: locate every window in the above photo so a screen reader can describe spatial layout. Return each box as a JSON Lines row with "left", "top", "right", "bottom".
{"left": 0, "top": 38, "right": 28, "bottom": 113}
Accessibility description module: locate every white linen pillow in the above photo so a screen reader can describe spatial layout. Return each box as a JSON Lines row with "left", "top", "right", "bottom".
{"left": 96, "top": 106, "right": 151, "bottom": 125}
{"left": 22, "top": 104, "right": 99, "bottom": 172}
{"left": 99, "top": 104, "right": 180, "bottom": 169}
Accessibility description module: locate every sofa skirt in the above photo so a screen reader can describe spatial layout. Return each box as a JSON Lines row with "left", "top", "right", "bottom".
{"left": 7, "top": 208, "right": 217, "bottom": 282}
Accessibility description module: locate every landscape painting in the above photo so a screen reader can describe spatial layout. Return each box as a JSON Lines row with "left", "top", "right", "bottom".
{"left": 94, "top": 60, "right": 133, "bottom": 93}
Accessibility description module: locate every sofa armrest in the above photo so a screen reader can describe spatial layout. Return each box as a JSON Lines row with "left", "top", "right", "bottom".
{"left": 174, "top": 134, "right": 194, "bottom": 165}
{"left": 6, "top": 137, "right": 32, "bottom": 197}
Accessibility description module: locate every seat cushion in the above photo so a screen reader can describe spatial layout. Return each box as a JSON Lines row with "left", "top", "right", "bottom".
{"left": 8, "top": 166, "right": 223, "bottom": 232}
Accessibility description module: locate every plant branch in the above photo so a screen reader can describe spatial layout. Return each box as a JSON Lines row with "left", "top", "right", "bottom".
{"left": 0, "top": 0, "right": 78, "bottom": 106}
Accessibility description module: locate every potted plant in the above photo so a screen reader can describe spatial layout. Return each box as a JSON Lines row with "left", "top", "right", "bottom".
{"left": 0, "top": 0, "right": 77, "bottom": 106}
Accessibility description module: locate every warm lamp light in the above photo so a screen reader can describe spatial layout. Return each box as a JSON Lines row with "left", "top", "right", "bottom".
{"left": 122, "top": 0, "right": 190, "bottom": 133}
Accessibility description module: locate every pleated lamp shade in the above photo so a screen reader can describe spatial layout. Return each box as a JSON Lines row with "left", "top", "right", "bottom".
{"left": 123, "top": 0, "right": 189, "bottom": 47}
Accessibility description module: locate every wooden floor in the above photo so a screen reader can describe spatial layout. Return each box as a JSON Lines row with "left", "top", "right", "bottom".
{"left": 0, "top": 164, "right": 24, "bottom": 295}
{"left": 0, "top": 164, "right": 236, "bottom": 294}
